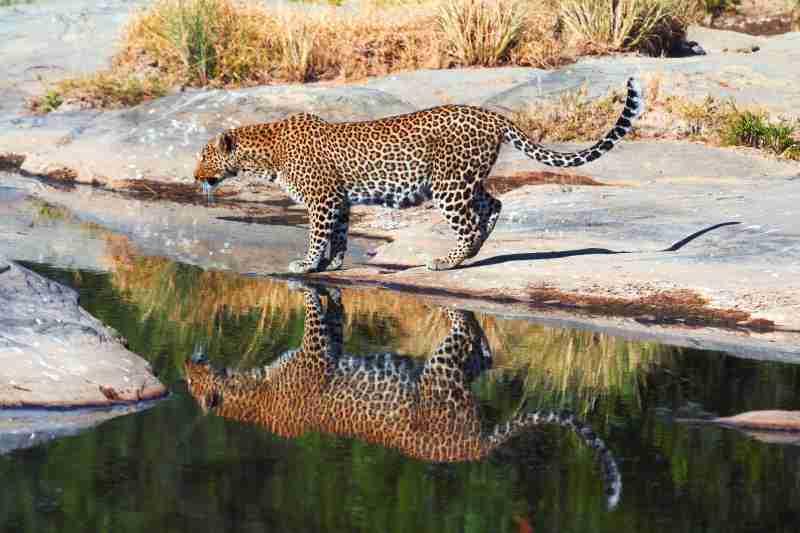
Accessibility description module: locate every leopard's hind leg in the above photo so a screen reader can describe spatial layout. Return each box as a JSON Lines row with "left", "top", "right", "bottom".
{"left": 427, "top": 155, "right": 498, "bottom": 270}
{"left": 468, "top": 183, "right": 502, "bottom": 259}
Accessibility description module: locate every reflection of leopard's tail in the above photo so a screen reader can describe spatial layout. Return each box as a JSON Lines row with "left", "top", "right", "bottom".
{"left": 504, "top": 77, "right": 644, "bottom": 168}
{"left": 486, "top": 410, "right": 622, "bottom": 510}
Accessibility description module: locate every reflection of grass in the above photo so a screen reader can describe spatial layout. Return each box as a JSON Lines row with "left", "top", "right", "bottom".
{"left": 493, "top": 328, "right": 671, "bottom": 415}
{"left": 105, "top": 235, "right": 672, "bottom": 411}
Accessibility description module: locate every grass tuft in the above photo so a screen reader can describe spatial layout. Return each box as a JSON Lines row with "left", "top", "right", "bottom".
{"left": 558, "top": 0, "right": 699, "bottom": 55}
{"left": 437, "top": 0, "right": 526, "bottom": 66}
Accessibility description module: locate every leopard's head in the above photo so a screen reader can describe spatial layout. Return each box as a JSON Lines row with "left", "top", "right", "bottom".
{"left": 194, "top": 131, "right": 239, "bottom": 194}
{"left": 184, "top": 356, "right": 222, "bottom": 414}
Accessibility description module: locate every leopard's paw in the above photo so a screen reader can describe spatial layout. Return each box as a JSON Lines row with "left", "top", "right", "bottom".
{"left": 425, "top": 257, "right": 457, "bottom": 271}
{"left": 288, "top": 260, "right": 317, "bottom": 274}
{"left": 327, "top": 254, "right": 345, "bottom": 271}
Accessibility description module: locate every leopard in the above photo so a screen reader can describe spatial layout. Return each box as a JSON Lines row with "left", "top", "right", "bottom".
{"left": 194, "top": 78, "right": 643, "bottom": 274}
{"left": 184, "top": 284, "right": 623, "bottom": 509}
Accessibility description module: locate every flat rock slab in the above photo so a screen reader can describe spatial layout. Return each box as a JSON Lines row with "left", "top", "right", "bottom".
{"left": 0, "top": 0, "right": 150, "bottom": 118}
{"left": 0, "top": 255, "right": 166, "bottom": 407}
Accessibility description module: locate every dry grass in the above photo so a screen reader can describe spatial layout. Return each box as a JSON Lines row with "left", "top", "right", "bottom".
{"left": 510, "top": 86, "right": 628, "bottom": 143}
{"left": 437, "top": 0, "right": 527, "bottom": 66}
{"left": 558, "top": 0, "right": 700, "bottom": 55}
{"left": 35, "top": 0, "right": 699, "bottom": 111}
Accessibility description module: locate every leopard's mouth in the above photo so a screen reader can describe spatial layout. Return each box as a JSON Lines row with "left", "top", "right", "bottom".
{"left": 201, "top": 180, "right": 218, "bottom": 197}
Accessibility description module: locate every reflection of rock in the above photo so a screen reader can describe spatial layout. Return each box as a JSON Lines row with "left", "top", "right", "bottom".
{"left": 678, "top": 410, "right": 800, "bottom": 446}
{"left": 0, "top": 255, "right": 166, "bottom": 407}
{"left": 713, "top": 410, "right": 800, "bottom": 431}
{"left": 0, "top": 403, "right": 158, "bottom": 455}
{"left": 185, "top": 285, "right": 623, "bottom": 509}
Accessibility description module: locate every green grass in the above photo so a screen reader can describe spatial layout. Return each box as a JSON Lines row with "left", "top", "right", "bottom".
{"left": 722, "top": 110, "right": 800, "bottom": 159}
{"left": 41, "top": 90, "right": 63, "bottom": 112}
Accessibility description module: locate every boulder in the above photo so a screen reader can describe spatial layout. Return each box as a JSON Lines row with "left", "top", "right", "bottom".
{"left": 0, "top": 255, "right": 166, "bottom": 407}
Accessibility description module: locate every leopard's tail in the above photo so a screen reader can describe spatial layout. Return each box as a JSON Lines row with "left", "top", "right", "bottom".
{"left": 504, "top": 77, "right": 644, "bottom": 168}
{"left": 486, "top": 410, "right": 622, "bottom": 510}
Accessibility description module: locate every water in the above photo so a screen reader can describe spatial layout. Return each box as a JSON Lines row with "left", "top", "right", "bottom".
{"left": 2, "top": 256, "right": 800, "bottom": 533}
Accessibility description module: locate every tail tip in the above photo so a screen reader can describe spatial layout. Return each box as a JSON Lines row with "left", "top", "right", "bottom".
{"left": 626, "top": 77, "right": 645, "bottom": 119}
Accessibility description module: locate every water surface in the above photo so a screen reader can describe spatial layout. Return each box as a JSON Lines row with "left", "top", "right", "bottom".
{"left": 2, "top": 256, "right": 800, "bottom": 533}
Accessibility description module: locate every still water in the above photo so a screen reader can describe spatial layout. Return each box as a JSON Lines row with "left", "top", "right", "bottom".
{"left": 2, "top": 253, "right": 800, "bottom": 533}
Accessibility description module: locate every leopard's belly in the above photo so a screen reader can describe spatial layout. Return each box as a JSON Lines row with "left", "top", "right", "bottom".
{"left": 342, "top": 160, "right": 433, "bottom": 208}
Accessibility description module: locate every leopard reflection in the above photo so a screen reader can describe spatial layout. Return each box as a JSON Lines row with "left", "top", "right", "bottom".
{"left": 185, "top": 285, "right": 622, "bottom": 508}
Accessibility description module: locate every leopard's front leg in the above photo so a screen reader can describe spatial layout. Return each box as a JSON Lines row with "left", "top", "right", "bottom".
{"left": 289, "top": 199, "right": 344, "bottom": 274}
{"left": 327, "top": 202, "right": 350, "bottom": 271}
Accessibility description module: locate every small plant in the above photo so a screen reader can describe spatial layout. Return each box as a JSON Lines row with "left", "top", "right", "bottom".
{"left": 42, "top": 90, "right": 64, "bottom": 112}
{"left": 666, "top": 95, "right": 729, "bottom": 137}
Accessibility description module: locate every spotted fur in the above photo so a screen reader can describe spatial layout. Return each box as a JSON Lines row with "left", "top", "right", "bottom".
{"left": 184, "top": 285, "right": 622, "bottom": 509}
{"left": 195, "top": 79, "right": 644, "bottom": 273}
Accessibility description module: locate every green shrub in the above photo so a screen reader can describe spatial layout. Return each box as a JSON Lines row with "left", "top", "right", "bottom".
{"left": 42, "top": 90, "right": 63, "bottom": 112}
{"left": 722, "top": 110, "right": 800, "bottom": 160}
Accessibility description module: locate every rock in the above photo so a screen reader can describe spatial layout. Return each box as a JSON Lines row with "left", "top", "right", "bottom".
{"left": 0, "top": 255, "right": 167, "bottom": 407}
{"left": 678, "top": 410, "right": 800, "bottom": 446}
{"left": 713, "top": 410, "right": 800, "bottom": 431}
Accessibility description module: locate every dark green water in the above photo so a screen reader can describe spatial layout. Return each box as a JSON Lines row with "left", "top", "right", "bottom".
{"left": 2, "top": 259, "right": 800, "bottom": 533}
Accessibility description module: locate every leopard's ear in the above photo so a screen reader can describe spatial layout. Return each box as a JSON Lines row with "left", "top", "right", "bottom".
{"left": 216, "top": 132, "right": 236, "bottom": 155}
